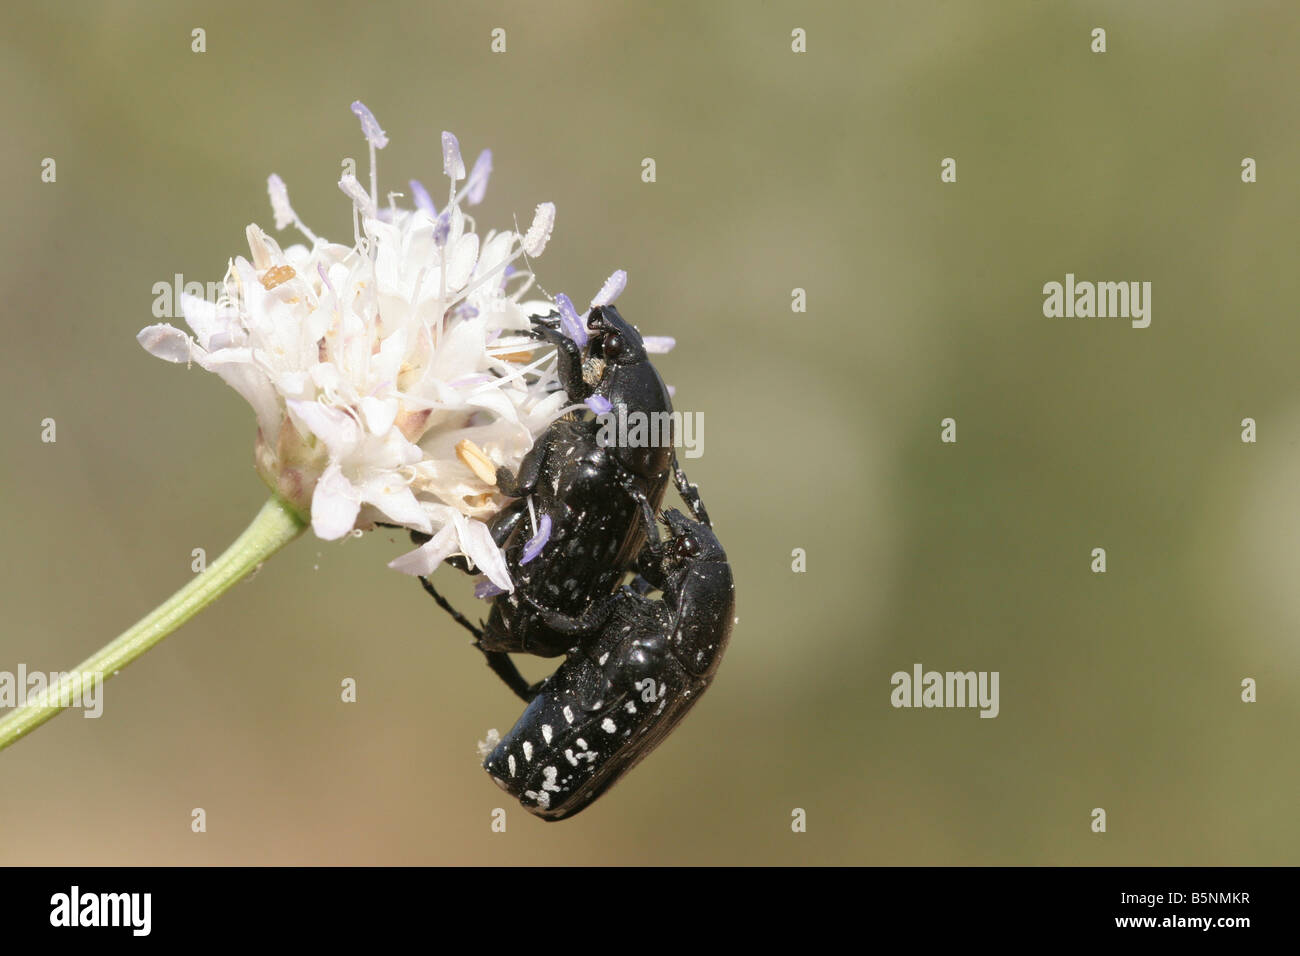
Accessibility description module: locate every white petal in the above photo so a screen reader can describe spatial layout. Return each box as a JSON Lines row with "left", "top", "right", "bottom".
{"left": 359, "top": 475, "right": 431, "bottom": 532}
{"left": 310, "top": 362, "right": 343, "bottom": 394}
{"left": 179, "top": 294, "right": 240, "bottom": 350}
{"left": 288, "top": 399, "right": 360, "bottom": 458}
{"left": 466, "top": 389, "right": 519, "bottom": 421}
{"left": 388, "top": 522, "right": 459, "bottom": 576}
{"left": 457, "top": 514, "right": 513, "bottom": 592}
{"left": 311, "top": 464, "right": 361, "bottom": 539}
{"left": 477, "top": 232, "right": 515, "bottom": 283}
{"left": 447, "top": 233, "right": 480, "bottom": 289}
{"left": 137, "top": 324, "right": 195, "bottom": 363}
{"left": 360, "top": 396, "right": 398, "bottom": 435}
{"left": 371, "top": 327, "right": 408, "bottom": 386}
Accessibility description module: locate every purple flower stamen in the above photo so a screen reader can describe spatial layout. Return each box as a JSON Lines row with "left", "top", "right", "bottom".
{"left": 475, "top": 579, "right": 506, "bottom": 599}
{"left": 591, "top": 269, "right": 627, "bottom": 307}
{"left": 442, "top": 131, "right": 466, "bottom": 181}
{"left": 466, "top": 149, "right": 493, "bottom": 205}
{"left": 585, "top": 395, "right": 612, "bottom": 415}
{"left": 409, "top": 179, "right": 436, "bottom": 216}
{"left": 555, "top": 293, "right": 588, "bottom": 347}
{"left": 350, "top": 101, "right": 389, "bottom": 149}
{"left": 432, "top": 211, "right": 451, "bottom": 246}
{"left": 520, "top": 515, "right": 553, "bottom": 565}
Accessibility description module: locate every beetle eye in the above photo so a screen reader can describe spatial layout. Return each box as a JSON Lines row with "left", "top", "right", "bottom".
{"left": 601, "top": 332, "right": 625, "bottom": 362}
{"left": 676, "top": 536, "right": 699, "bottom": 558}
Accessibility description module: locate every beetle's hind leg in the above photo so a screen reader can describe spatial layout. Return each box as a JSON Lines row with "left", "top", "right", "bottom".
{"left": 419, "top": 577, "right": 538, "bottom": 703}
{"left": 483, "top": 651, "right": 542, "bottom": 703}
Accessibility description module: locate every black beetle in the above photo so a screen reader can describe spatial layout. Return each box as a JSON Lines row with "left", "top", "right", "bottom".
{"left": 481, "top": 508, "right": 735, "bottom": 820}
{"left": 423, "top": 305, "right": 707, "bottom": 698}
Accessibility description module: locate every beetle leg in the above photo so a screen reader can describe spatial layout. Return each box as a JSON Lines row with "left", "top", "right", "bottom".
{"left": 419, "top": 576, "right": 538, "bottom": 703}
{"left": 671, "top": 454, "right": 711, "bottom": 527}
{"left": 527, "top": 317, "right": 592, "bottom": 401}
{"left": 631, "top": 546, "right": 671, "bottom": 593}
{"left": 419, "top": 576, "right": 485, "bottom": 638}
{"left": 483, "top": 652, "right": 542, "bottom": 703}
{"left": 520, "top": 589, "right": 627, "bottom": 638}
{"left": 495, "top": 436, "right": 552, "bottom": 498}
{"left": 617, "top": 472, "right": 664, "bottom": 551}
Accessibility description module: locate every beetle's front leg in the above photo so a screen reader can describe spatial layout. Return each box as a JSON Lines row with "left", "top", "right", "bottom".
{"left": 494, "top": 433, "right": 552, "bottom": 499}
{"left": 527, "top": 318, "right": 592, "bottom": 402}
{"left": 630, "top": 547, "right": 670, "bottom": 594}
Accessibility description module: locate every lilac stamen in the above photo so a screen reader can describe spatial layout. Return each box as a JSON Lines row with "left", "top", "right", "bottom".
{"left": 442, "top": 131, "right": 466, "bottom": 181}
{"left": 475, "top": 579, "right": 505, "bottom": 599}
{"left": 350, "top": 101, "right": 389, "bottom": 148}
{"left": 591, "top": 269, "right": 627, "bottom": 307}
{"left": 520, "top": 515, "right": 553, "bottom": 566}
{"left": 585, "top": 395, "right": 612, "bottom": 415}
{"left": 432, "top": 211, "right": 451, "bottom": 246}
{"left": 466, "top": 149, "right": 493, "bottom": 205}
{"left": 642, "top": 336, "right": 676, "bottom": 354}
{"left": 409, "top": 179, "right": 436, "bottom": 216}
{"left": 555, "top": 293, "right": 588, "bottom": 347}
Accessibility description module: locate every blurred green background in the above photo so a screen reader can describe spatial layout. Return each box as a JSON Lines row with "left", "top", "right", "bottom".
{"left": 2, "top": 0, "right": 1297, "bottom": 865}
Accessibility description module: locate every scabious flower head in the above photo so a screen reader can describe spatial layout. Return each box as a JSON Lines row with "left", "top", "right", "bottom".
{"left": 138, "top": 103, "right": 571, "bottom": 590}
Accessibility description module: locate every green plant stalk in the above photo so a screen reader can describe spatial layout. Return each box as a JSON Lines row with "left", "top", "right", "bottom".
{"left": 0, "top": 495, "right": 307, "bottom": 753}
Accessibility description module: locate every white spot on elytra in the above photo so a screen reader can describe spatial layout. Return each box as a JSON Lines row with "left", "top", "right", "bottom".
{"left": 522, "top": 740, "right": 533, "bottom": 761}
{"left": 564, "top": 748, "right": 578, "bottom": 766}
{"left": 542, "top": 766, "right": 560, "bottom": 792}
{"left": 625, "top": 701, "right": 637, "bottom": 714}
{"left": 507, "top": 754, "right": 516, "bottom": 776}
{"left": 542, "top": 724, "right": 553, "bottom": 744}
{"left": 563, "top": 705, "right": 575, "bottom": 724}
{"left": 601, "top": 718, "right": 617, "bottom": 733}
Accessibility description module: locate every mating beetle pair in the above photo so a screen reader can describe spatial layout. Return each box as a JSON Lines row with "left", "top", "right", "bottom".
{"left": 421, "top": 305, "right": 734, "bottom": 820}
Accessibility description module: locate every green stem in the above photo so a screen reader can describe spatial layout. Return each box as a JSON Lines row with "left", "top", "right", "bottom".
{"left": 0, "top": 495, "right": 308, "bottom": 753}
